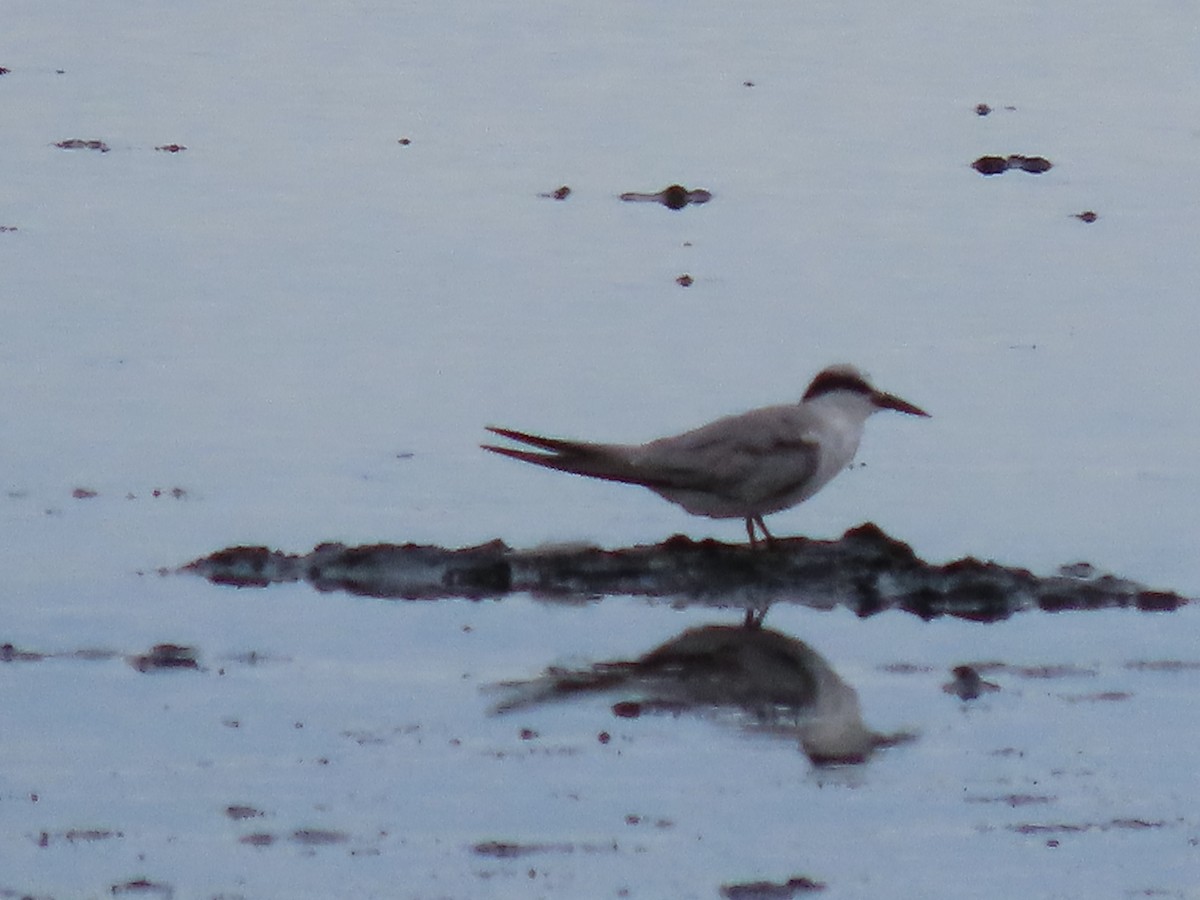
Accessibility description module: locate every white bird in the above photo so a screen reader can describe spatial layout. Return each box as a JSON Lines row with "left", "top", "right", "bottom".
{"left": 482, "top": 364, "right": 929, "bottom": 546}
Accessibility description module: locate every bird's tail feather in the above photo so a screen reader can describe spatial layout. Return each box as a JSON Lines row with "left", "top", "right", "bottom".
{"left": 482, "top": 427, "right": 644, "bottom": 485}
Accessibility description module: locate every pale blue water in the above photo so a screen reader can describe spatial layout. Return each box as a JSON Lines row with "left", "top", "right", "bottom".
{"left": 2, "top": 0, "right": 1198, "bottom": 896}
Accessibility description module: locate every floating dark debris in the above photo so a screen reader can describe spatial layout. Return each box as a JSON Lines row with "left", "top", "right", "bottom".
{"left": 721, "top": 876, "right": 827, "bottom": 898}
{"left": 972, "top": 156, "right": 1009, "bottom": 176}
{"left": 55, "top": 138, "right": 110, "bottom": 153}
{"left": 154, "top": 143, "right": 187, "bottom": 153}
{"left": 397, "top": 137, "right": 412, "bottom": 145}
{"left": 676, "top": 273, "right": 693, "bottom": 287}
{"left": 180, "top": 523, "right": 1190, "bottom": 623}
{"left": 1073, "top": 210, "right": 1099, "bottom": 223}
{"left": 0, "top": 225, "right": 17, "bottom": 233}
{"left": 36, "top": 827, "right": 123, "bottom": 846}
{"left": 473, "top": 839, "right": 617, "bottom": 858}
{"left": 972, "top": 154, "right": 1053, "bottom": 175}
{"left": 225, "top": 805, "right": 265, "bottom": 821}
{"left": 129, "top": 643, "right": 199, "bottom": 673}
{"left": 539, "top": 185, "right": 571, "bottom": 200}
{"left": 620, "top": 184, "right": 712, "bottom": 209}
{"left": 291, "top": 828, "right": 349, "bottom": 846}
{"left": 973, "top": 103, "right": 1019, "bottom": 116}
{"left": 943, "top": 664, "right": 1001, "bottom": 701}
{"left": 111, "top": 878, "right": 173, "bottom": 899}
{"left": 0, "top": 67, "right": 10, "bottom": 75}
{"left": 1, "top": 642, "right": 46, "bottom": 663}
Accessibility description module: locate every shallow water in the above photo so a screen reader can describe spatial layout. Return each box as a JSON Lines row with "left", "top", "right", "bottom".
{"left": 3, "top": 0, "right": 1199, "bottom": 897}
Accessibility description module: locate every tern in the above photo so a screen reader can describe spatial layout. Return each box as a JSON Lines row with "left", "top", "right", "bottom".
{"left": 482, "top": 364, "right": 929, "bottom": 546}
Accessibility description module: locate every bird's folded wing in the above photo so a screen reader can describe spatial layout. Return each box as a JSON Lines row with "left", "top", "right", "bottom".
{"left": 634, "top": 423, "right": 822, "bottom": 502}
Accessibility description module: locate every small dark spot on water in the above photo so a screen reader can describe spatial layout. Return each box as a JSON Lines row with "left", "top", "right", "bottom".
{"left": 1, "top": 642, "right": 45, "bottom": 662}
{"left": 397, "top": 137, "right": 412, "bottom": 145}
{"left": 720, "top": 875, "right": 826, "bottom": 897}
{"left": 154, "top": 144, "right": 186, "bottom": 153}
{"left": 226, "top": 805, "right": 265, "bottom": 820}
{"left": 1073, "top": 210, "right": 1098, "bottom": 223}
{"left": 1061, "top": 690, "right": 1132, "bottom": 703}
{"left": 1009, "top": 663, "right": 1096, "bottom": 680}
{"left": 676, "top": 274, "right": 693, "bottom": 287}
{"left": 1016, "top": 155, "right": 1052, "bottom": 173}
{"left": 943, "top": 664, "right": 1000, "bottom": 700}
{"left": 972, "top": 155, "right": 1008, "bottom": 175}
{"left": 56, "top": 138, "right": 110, "bottom": 152}
{"left": 972, "top": 154, "right": 1052, "bottom": 175}
{"left": 1010, "top": 818, "right": 1165, "bottom": 836}
{"left": 292, "top": 828, "right": 349, "bottom": 846}
{"left": 72, "top": 486, "right": 99, "bottom": 499}
{"left": 111, "top": 877, "right": 174, "bottom": 898}
{"left": 473, "top": 840, "right": 541, "bottom": 858}
{"left": 620, "top": 184, "right": 712, "bottom": 209}
{"left": 36, "top": 828, "right": 124, "bottom": 846}
{"left": 879, "top": 662, "right": 935, "bottom": 674}
{"left": 965, "top": 793, "right": 1056, "bottom": 807}
{"left": 539, "top": 185, "right": 571, "bottom": 200}
{"left": 975, "top": 103, "right": 992, "bottom": 116}
{"left": 612, "top": 701, "right": 642, "bottom": 718}
{"left": 129, "top": 643, "right": 199, "bottom": 673}
{"left": 519, "top": 727, "right": 538, "bottom": 740}
{"left": 1124, "top": 659, "right": 1200, "bottom": 672}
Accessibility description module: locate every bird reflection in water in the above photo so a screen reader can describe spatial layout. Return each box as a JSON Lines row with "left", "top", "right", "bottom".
{"left": 492, "top": 624, "right": 909, "bottom": 765}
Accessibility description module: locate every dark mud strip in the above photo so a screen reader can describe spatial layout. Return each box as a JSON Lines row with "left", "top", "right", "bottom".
{"left": 180, "top": 524, "right": 1190, "bottom": 622}
{"left": 619, "top": 183, "right": 712, "bottom": 208}
{"left": 721, "top": 876, "right": 827, "bottom": 898}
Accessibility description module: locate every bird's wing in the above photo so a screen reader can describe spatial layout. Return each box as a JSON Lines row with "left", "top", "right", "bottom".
{"left": 631, "top": 407, "right": 823, "bottom": 504}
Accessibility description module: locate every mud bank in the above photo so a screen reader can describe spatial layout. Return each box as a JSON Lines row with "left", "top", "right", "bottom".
{"left": 182, "top": 523, "right": 1189, "bottom": 621}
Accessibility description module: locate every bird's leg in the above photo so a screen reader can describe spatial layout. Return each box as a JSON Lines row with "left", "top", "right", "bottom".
{"left": 743, "top": 604, "right": 771, "bottom": 629}
{"left": 745, "top": 517, "right": 758, "bottom": 547}
{"left": 752, "top": 515, "right": 776, "bottom": 549}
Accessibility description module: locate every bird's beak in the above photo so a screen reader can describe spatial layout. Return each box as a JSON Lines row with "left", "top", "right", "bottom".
{"left": 873, "top": 391, "right": 930, "bottom": 417}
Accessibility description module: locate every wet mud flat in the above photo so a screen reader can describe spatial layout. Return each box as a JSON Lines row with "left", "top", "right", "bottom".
{"left": 183, "top": 523, "right": 1189, "bottom": 621}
